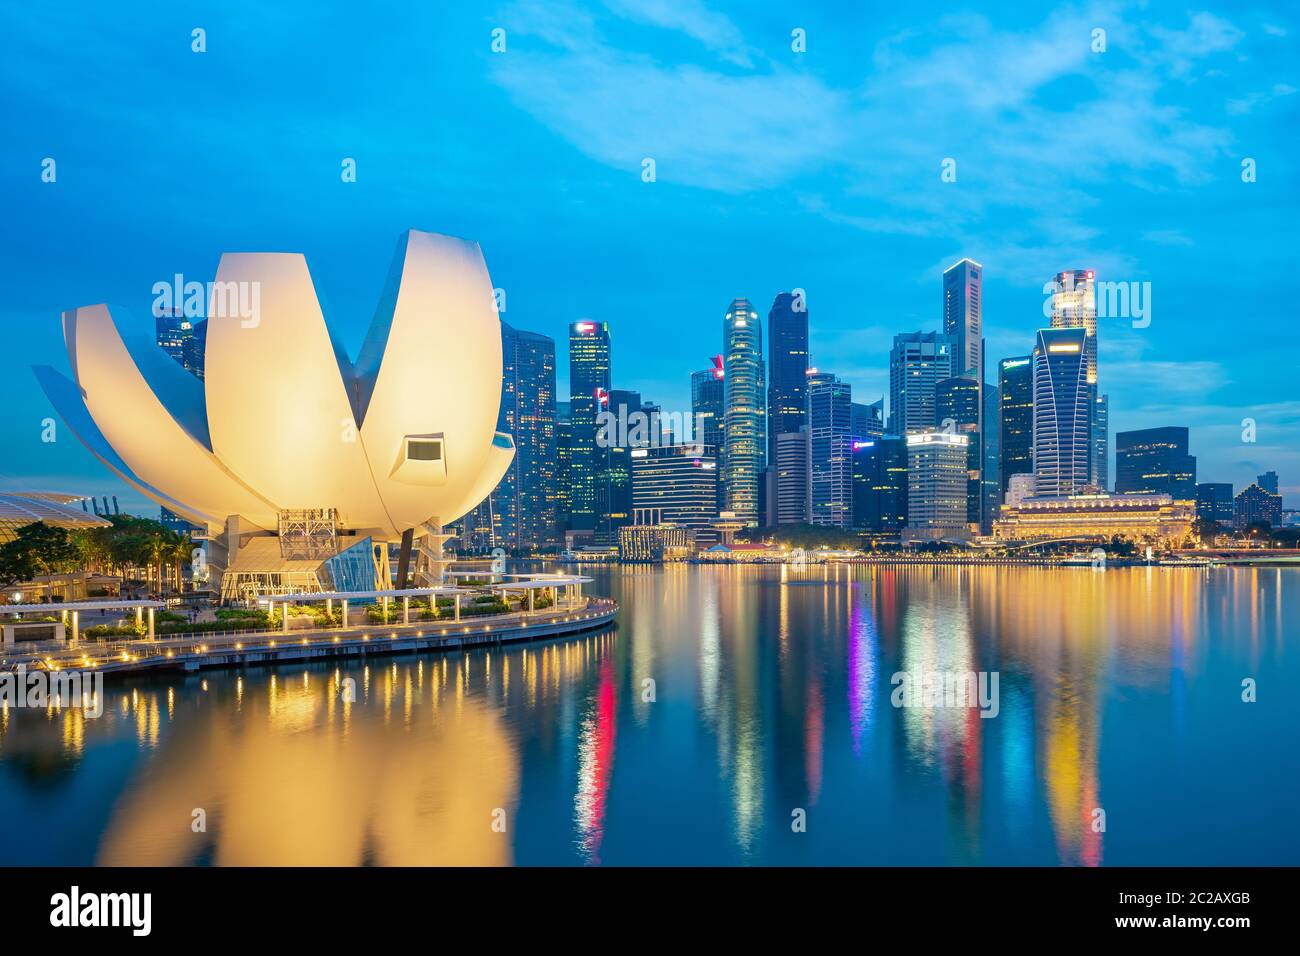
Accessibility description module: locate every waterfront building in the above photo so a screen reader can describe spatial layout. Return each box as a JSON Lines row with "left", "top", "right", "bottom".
{"left": 617, "top": 510, "right": 694, "bottom": 563}
{"left": 1032, "top": 327, "right": 1090, "bottom": 497}
{"left": 554, "top": 402, "right": 572, "bottom": 534}
{"left": 904, "top": 431, "right": 970, "bottom": 542}
{"left": 851, "top": 436, "right": 907, "bottom": 533}
{"left": 568, "top": 319, "right": 612, "bottom": 532}
{"left": 1115, "top": 426, "right": 1196, "bottom": 501}
{"left": 1234, "top": 482, "right": 1283, "bottom": 530}
{"left": 722, "top": 298, "right": 765, "bottom": 525}
{"left": 772, "top": 429, "right": 811, "bottom": 525}
{"left": 981, "top": 382, "right": 1000, "bottom": 531}
{"left": 807, "top": 372, "right": 853, "bottom": 528}
{"left": 993, "top": 493, "right": 1193, "bottom": 546}
{"left": 1195, "top": 483, "right": 1234, "bottom": 525}
{"left": 631, "top": 443, "right": 718, "bottom": 541}
{"left": 937, "top": 375, "right": 982, "bottom": 525}
{"left": 767, "top": 292, "right": 809, "bottom": 465}
{"left": 998, "top": 356, "right": 1033, "bottom": 495}
{"left": 36, "top": 229, "right": 519, "bottom": 596}
{"left": 888, "top": 331, "right": 956, "bottom": 435}
{"left": 1093, "top": 392, "right": 1109, "bottom": 490}
{"left": 596, "top": 387, "right": 640, "bottom": 543}
{"left": 691, "top": 360, "right": 726, "bottom": 510}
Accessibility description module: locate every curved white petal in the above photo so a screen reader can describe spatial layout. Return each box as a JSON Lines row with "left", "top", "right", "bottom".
{"left": 358, "top": 231, "right": 507, "bottom": 529}
{"left": 62, "top": 306, "right": 277, "bottom": 531}
{"left": 203, "top": 253, "right": 395, "bottom": 535}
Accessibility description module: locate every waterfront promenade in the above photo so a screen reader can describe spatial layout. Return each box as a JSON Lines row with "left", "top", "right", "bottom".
{"left": 1, "top": 596, "right": 618, "bottom": 677}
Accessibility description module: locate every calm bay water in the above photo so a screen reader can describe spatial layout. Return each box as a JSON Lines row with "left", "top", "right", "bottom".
{"left": 1, "top": 564, "right": 1297, "bottom": 866}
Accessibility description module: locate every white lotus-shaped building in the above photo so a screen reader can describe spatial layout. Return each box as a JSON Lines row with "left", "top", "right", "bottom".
{"left": 34, "top": 230, "right": 514, "bottom": 545}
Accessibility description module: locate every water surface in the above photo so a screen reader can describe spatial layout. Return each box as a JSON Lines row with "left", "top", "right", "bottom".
{"left": 1, "top": 565, "right": 1296, "bottom": 865}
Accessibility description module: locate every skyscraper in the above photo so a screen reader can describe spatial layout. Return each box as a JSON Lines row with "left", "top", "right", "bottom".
{"left": 490, "top": 323, "right": 557, "bottom": 549}
{"left": 1234, "top": 483, "right": 1283, "bottom": 530}
{"left": 766, "top": 292, "right": 809, "bottom": 465}
{"left": 1050, "top": 269, "right": 1106, "bottom": 487}
{"left": 936, "top": 375, "right": 981, "bottom": 525}
{"left": 772, "top": 429, "right": 811, "bottom": 525}
{"left": 1258, "top": 471, "right": 1280, "bottom": 495}
{"left": 567, "top": 320, "right": 611, "bottom": 533}
{"left": 598, "top": 387, "right": 641, "bottom": 541}
{"left": 554, "top": 402, "right": 572, "bottom": 534}
{"left": 631, "top": 443, "right": 718, "bottom": 539}
{"left": 1115, "top": 426, "right": 1196, "bottom": 501}
{"left": 852, "top": 436, "right": 907, "bottom": 533}
{"left": 807, "top": 372, "right": 853, "bottom": 528}
{"left": 1195, "top": 483, "right": 1234, "bottom": 525}
{"left": 722, "top": 298, "right": 765, "bottom": 525}
{"left": 942, "top": 259, "right": 982, "bottom": 379}
{"left": 852, "top": 400, "right": 884, "bottom": 440}
{"left": 905, "top": 432, "right": 970, "bottom": 540}
{"left": 1032, "top": 327, "right": 1090, "bottom": 497}
{"left": 888, "top": 331, "right": 955, "bottom": 435}
{"left": 691, "top": 360, "right": 726, "bottom": 508}
{"left": 998, "top": 356, "right": 1033, "bottom": 495}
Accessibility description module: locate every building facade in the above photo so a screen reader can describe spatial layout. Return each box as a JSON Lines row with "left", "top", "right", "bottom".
{"left": 1195, "top": 482, "right": 1234, "bottom": 525}
{"left": 807, "top": 372, "right": 853, "bottom": 528}
{"left": 888, "top": 331, "right": 955, "bottom": 436}
{"left": 567, "top": 320, "right": 612, "bottom": 532}
{"left": 766, "top": 292, "right": 809, "bottom": 466}
{"left": 722, "top": 298, "right": 765, "bottom": 525}
{"left": 772, "top": 429, "right": 811, "bottom": 524}
{"left": 1234, "top": 483, "right": 1283, "bottom": 530}
{"left": 994, "top": 493, "right": 1193, "bottom": 545}
{"left": 852, "top": 437, "right": 907, "bottom": 533}
{"left": 937, "top": 375, "right": 982, "bottom": 526}
{"left": 905, "top": 431, "right": 970, "bottom": 541}
{"left": 630, "top": 443, "right": 718, "bottom": 540}
{"left": 490, "top": 323, "right": 558, "bottom": 549}
{"left": 998, "top": 356, "right": 1033, "bottom": 494}
{"left": 1032, "top": 327, "right": 1091, "bottom": 497}
{"left": 1115, "top": 426, "right": 1196, "bottom": 501}
{"left": 1049, "top": 269, "right": 1106, "bottom": 487}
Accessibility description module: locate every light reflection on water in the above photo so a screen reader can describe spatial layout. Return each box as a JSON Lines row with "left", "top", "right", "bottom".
{"left": 0, "top": 565, "right": 1297, "bottom": 866}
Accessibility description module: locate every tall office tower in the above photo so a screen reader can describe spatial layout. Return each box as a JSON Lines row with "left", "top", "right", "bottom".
{"left": 567, "top": 320, "right": 611, "bottom": 532}
{"left": 807, "top": 372, "right": 854, "bottom": 528}
{"left": 888, "top": 332, "right": 955, "bottom": 435}
{"left": 936, "top": 375, "right": 981, "bottom": 526}
{"left": 631, "top": 443, "right": 718, "bottom": 539}
{"left": 1195, "top": 483, "right": 1234, "bottom": 524}
{"left": 156, "top": 308, "right": 207, "bottom": 379}
{"left": 852, "top": 400, "right": 884, "bottom": 440}
{"left": 554, "top": 403, "right": 572, "bottom": 534}
{"left": 691, "top": 361, "right": 726, "bottom": 509}
{"left": 981, "top": 383, "right": 1000, "bottom": 530}
{"left": 490, "top": 323, "right": 558, "bottom": 550}
{"left": 998, "top": 356, "right": 1034, "bottom": 494}
{"left": 1257, "top": 471, "right": 1280, "bottom": 495}
{"left": 905, "top": 432, "right": 971, "bottom": 538}
{"left": 767, "top": 292, "right": 809, "bottom": 466}
{"left": 1032, "top": 327, "right": 1091, "bottom": 497}
{"left": 722, "top": 298, "right": 765, "bottom": 525}
{"left": 943, "top": 259, "right": 983, "bottom": 379}
{"left": 1115, "top": 426, "right": 1197, "bottom": 500}
{"left": 773, "top": 429, "right": 811, "bottom": 524}
{"left": 1234, "top": 483, "right": 1283, "bottom": 530}
{"left": 1093, "top": 393, "right": 1109, "bottom": 490}
{"left": 1050, "top": 269, "right": 1105, "bottom": 486}
{"left": 597, "top": 388, "right": 641, "bottom": 542}
{"left": 852, "top": 436, "right": 907, "bottom": 532}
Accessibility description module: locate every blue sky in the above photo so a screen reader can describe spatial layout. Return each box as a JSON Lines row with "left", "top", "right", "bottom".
{"left": 1, "top": 0, "right": 1297, "bottom": 509}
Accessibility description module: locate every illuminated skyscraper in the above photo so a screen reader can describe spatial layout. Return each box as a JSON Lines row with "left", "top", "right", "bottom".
{"left": 888, "top": 331, "right": 955, "bottom": 435}
{"left": 1195, "top": 482, "right": 1234, "bottom": 524}
{"left": 490, "top": 323, "right": 557, "bottom": 549}
{"left": 998, "top": 356, "right": 1034, "bottom": 495}
{"left": 631, "top": 443, "right": 718, "bottom": 538}
{"left": 598, "top": 388, "right": 640, "bottom": 541}
{"left": 722, "top": 298, "right": 765, "bottom": 525}
{"left": 1115, "top": 426, "right": 1196, "bottom": 501}
{"left": 905, "top": 432, "right": 970, "bottom": 539}
{"left": 852, "top": 436, "right": 907, "bottom": 533}
{"left": 1050, "top": 269, "right": 1106, "bottom": 487}
{"left": 772, "top": 429, "right": 810, "bottom": 524}
{"left": 936, "top": 375, "right": 981, "bottom": 525}
{"left": 691, "top": 359, "right": 726, "bottom": 507}
{"left": 567, "top": 320, "right": 611, "bottom": 532}
{"left": 1032, "top": 327, "right": 1090, "bottom": 497}
{"left": 852, "top": 399, "right": 884, "bottom": 440}
{"left": 555, "top": 402, "right": 572, "bottom": 533}
{"left": 766, "top": 292, "right": 809, "bottom": 464}
{"left": 807, "top": 371, "right": 853, "bottom": 528}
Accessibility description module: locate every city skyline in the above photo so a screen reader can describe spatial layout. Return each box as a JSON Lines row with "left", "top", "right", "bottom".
{"left": 2, "top": 2, "right": 1296, "bottom": 511}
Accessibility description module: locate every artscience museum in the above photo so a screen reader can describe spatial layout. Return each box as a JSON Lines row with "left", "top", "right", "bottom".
{"left": 34, "top": 229, "right": 516, "bottom": 601}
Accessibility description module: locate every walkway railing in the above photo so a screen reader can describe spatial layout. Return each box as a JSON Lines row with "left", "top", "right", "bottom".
{"left": 2, "top": 597, "right": 617, "bottom": 673}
